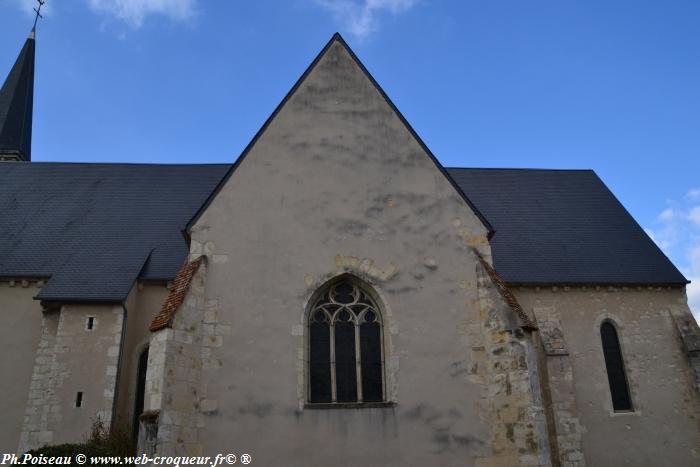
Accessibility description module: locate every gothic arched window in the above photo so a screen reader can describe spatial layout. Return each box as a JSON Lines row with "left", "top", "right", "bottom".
{"left": 308, "top": 279, "right": 384, "bottom": 404}
{"left": 600, "top": 321, "right": 632, "bottom": 411}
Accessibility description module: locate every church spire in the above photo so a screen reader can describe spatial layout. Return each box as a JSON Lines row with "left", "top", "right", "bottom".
{"left": 0, "top": 28, "right": 36, "bottom": 161}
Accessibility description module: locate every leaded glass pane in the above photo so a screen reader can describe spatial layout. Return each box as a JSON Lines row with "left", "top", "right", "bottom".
{"left": 360, "top": 320, "right": 383, "bottom": 402}
{"left": 334, "top": 320, "right": 357, "bottom": 402}
{"left": 309, "top": 320, "right": 331, "bottom": 403}
{"left": 332, "top": 282, "right": 355, "bottom": 304}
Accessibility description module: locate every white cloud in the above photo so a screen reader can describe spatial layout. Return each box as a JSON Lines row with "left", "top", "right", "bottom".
{"left": 688, "top": 272, "right": 700, "bottom": 323}
{"left": 314, "top": 0, "right": 418, "bottom": 39}
{"left": 689, "top": 246, "right": 700, "bottom": 323}
{"left": 646, "top": 221, "right": 679, "bottom": 253}
{"left": 690, "top": 245, "right": 700, "bottom": 273}
{"left": 688, "top": 206, "right": 700, "bottom": 228}
{"left": 658, "top": 207, "right": 675, "bottom": 222}
{"left": 86, "top": 0, "right": 197, "bottom": 28}
{"left": 645, "top": 199, "right": 700, "bottom": 324}
{"left": 10, "top": 0, "right": 195, "bottom": 29}
{"left": 686, "top": 188, "right": 700, "bottom": 201}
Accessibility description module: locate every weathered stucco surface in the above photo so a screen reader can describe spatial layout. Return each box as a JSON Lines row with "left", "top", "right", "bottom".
{"left": 514, "top": 286, "right": 700, "bottom": 467}
{"left": 11, "top": 283, "right": 168, "bottom": 453}
{"left": 19, "top": 302, "right": 124, "bottom": 450}
{"left": 159, "top": 38, "right": 548, "bottom": 466}
{"left": 0, "top": 280, "right": 44, "bottom": 453}
{"left": 115, "top": 283, "right": 169, "bottom": 428}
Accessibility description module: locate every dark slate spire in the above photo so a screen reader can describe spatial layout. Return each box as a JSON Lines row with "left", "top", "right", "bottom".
{"left": 0, "top": 28, "right": 36, "bottom": 162}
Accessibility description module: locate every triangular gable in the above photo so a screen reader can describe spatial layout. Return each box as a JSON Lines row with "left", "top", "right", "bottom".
{"left": 186, "top": 33, "right": 493, "bottom": 236}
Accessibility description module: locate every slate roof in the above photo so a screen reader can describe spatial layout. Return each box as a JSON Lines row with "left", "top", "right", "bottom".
{"left": 0, "top": 163, "right": 686, "bottom": 302}
{"left": 448, "top": 168, "right": 687, "bottom": 285}
{"left": 0, "top": 162, "right": 229, "bottom": 301}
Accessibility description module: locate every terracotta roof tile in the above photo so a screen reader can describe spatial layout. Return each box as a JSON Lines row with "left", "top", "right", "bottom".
{"left": 474, "top": 250, "right": 538, "bottom": 331}
{"left": 150, "top": 256, "right": 203, "bottom": 332}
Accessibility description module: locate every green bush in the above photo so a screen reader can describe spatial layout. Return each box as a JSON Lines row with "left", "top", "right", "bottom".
{"left": 27, "top": 418, "right": 134, "bottom": 464}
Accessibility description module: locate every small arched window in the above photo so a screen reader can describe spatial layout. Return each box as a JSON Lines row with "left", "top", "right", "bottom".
{"left": 308, "top": 279, "right": 384, "bottom": 404}
{"left": 600, "top": 321, "right": 632, "bottom": 411}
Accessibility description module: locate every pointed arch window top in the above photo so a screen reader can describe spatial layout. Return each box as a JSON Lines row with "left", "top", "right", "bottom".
{"left": 311, "top": 282, "right": 380, "bottom": 326}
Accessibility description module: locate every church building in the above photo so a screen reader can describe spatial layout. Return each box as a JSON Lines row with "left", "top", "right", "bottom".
{"left": 1, "top": 27, "right": 699, "bottom": 467}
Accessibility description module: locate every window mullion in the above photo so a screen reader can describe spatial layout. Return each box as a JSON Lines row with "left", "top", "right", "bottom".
{"left": 380, "top": 319, "right": 386, "bottom": 402}
{"left": 355, "top": 321, "right": 363, "bottom": 402}
{"left": 330, "top": 322, "right": 337, "bottom": 403}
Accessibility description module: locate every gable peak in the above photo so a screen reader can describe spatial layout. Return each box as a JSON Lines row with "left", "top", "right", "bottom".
{"left": 187, "top": 34, "right": 493, "bottom": 236}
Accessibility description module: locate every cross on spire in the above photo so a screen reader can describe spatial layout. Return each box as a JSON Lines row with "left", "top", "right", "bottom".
{"left": 32, "top": 0, "right": 46, "bottom": 32}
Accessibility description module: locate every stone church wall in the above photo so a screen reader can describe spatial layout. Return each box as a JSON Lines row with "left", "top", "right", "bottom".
{"left": 0, "top": 280, "right": 44, "bottom": 453}
{"left": 11, "top": 282, "right": 168, "bottom": 453}
{"left": 472, "top": 263, "right": 552, "bottom": 467}
{"left": 141, "top": 264, "right": 210, "bottom": 456}
{"left": 154, "top": 245, "right": 552, "bottom": 466}
{"left": 171, "top": 38, "right": 551, "bottom": 466}
{"left": 18, "top": 302, "right": 124, "bottom": 451}
{"left": 514, "top": 286, "right": 700, "bottom": 467}
{"left": 141, "top": 247, "right": 555, "bottom": 466}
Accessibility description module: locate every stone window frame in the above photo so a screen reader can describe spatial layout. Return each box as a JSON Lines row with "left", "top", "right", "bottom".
{"left": 302, "top": 273, "right": 395, "bottom": 409}
{"left": 595, "top": 315, "right": 636, "bottom": 414}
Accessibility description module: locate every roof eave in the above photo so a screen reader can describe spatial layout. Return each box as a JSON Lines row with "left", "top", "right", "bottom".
{"left": 33, "top": 296, "right": 126, "bottom": 304}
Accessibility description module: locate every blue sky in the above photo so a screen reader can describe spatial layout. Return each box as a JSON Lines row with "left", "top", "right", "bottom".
{"left": 1, "top": 0, "right": 699, "bottom": 320}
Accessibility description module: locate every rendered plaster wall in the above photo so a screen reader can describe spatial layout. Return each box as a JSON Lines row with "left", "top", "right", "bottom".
{"left": 178, "top": 39, "right": 546, "bottom": 466}
{"left": 514, "top": 286, "right": 700, "bottom": 467}
{"left": 114, "top": 283, "right": 170, "bottom": 431}
{"left": 19, "top": 302, "right": 125, "bottom": 451}
{"left": 0, "top": 280, "right": 44, "bottom": 453}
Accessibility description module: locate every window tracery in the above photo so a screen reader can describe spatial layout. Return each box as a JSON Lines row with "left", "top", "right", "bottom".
{"left": 308, "top": 280, "right": 384, "bottom": 404}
